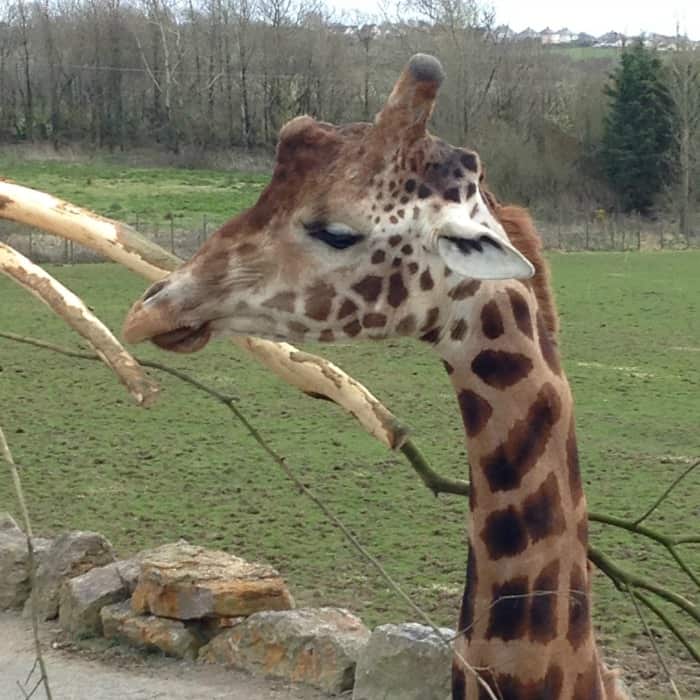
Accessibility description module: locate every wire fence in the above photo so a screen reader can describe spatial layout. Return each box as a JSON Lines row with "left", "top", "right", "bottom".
{"left": 0, "top": 212, "right": 697, "bottom": 264}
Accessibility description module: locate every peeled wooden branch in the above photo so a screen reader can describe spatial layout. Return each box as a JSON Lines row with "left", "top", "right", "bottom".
{"left": 0, "top": 180, "right": 180, "bottom": 279}
{"left": 0, "top": 242, "right": 159, "bottom": 406}
{"left": 0, "top": 427, "right": 54, "bottom": 700}
{"left": 0, "top": 181, "right": 408, "bottom": 449}
{"left": 3, "top": 329, "right": 698, "bottom": 673}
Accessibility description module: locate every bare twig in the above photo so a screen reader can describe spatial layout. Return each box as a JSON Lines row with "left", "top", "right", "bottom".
{"left": 0, "top": 332, "right": 504, "bottom": 696}
{"left": 0, "top": 181, "right": 411, "bottom": 450}
{"left": 633, "top": 460, "right": 700, "bottom": 526}
{"left": 587, "top": 546, "right": 699, "bottom": 625}
{"left": 3, "top": 329, "right": 699, "bottom": 677}
{"left": 626, "top": 585, "right": 682, "bottom": 699}
{"left": 0, "top": 243, "right": 159, "bottom": 406}
{"left": 633, "top": 590, "right": 700, "bottom": 665}
{"left": 587, "top": 511, "right": 700, "bottom": 591}
{"left": 0, "top": 427, "right": 53, "bottom": 700}
{"left": 399, "top": 439, "right": 470, "bottom": 497}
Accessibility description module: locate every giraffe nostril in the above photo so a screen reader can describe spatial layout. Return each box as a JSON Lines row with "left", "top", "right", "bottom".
{"left": 142, "top": 279, "right": 169, "bottom": 303}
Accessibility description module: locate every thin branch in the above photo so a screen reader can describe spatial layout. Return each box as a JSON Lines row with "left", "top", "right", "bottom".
{"left": 626, "top": 585, "right": 682, "bottom": 699}
{"left": 587, "top": 511, "right": 700, "bottom": 591}
{"left": 2, "top": 330, "right": 698, "bottom": 680}
{"left": 400, "top": 440, "right": 470, "bottom": 497}
{"left": 634, "top": 590, "right": 700, "bottom": 665}
{"left": 0, "top": 427, "right": 53, "bottom": 700}
{"left": 633, "top": 460, "right": 700, "bottom": 526}
{"left": 0, "top": 331, "right": 503, "bottom": 696}
{"left": 587, "top": 546, "right": 699, "bottom": 623}
{"left": 0, "top": 244, "right": 159, "bottom": 406}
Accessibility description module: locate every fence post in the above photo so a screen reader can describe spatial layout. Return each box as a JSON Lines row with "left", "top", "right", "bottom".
{"left": 202, "top": 214, "right": 207, "bottom": 246}
{"left": 170, "top": 218, "right": 175, "bottom": 254}
{"left": 557, "top": 208, "right": 563, "bottom": 250}
{"left": 585, "top": 217, "right": 590, "bottom": 250}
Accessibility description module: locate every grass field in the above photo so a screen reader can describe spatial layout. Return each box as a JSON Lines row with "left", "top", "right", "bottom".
{"left": 0, "top": 161, "right": 699, "bottom": 696}
{"left": 0, "top": 158, "right": 268, "bottom": 232}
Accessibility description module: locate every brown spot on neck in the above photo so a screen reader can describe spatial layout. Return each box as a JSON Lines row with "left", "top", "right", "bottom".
{"left": 479, "top": 382, "right": 562, "bottom": 492}
{"left": 0, "top": 195, "right": 14, "bottom": 210}
{"left": 507, "top": 287, "right": 534, "bottom": 339}
{"left": 521, "top": 472, "right": 566, "bottom": 542}
{"left": 471, "top": 349, "right": 533, "bottom": 389}
{"left": 448, "top": 279, "right": 481, "bottom": 300}
{"left": 529, "top": 559, "right": 560, "bottom": 643}
{"left": 387, "top": 272, "right": 408, "bottom": 308}
{"left": 481, "top": 506, "right": 528, "bottom": 560}
{"left": 351, "top": 275, "right": 383, "bottom": 303}
{"left": 486, "top": 575, "right": 529, "bottom": 641}
{"left": 457, "top": 389, "right": 492, "bottom": 437}
{"left": 419, "top": 268, "right": 434, "bottom": 291}
{"left": 396, "top": 314, "right": 417, "bottom": 335}
{"left": 304, "top": 281, "right": 336, "bottom": 321}
{"left": 480, "top": 299, "right": 504, "bottom": 339}
{"left": 567, "top": 563, "right": 591, "bottom": 651}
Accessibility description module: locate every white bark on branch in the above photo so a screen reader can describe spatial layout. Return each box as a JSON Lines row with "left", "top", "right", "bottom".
{"left": 0, "top": 241, "right": 160, "bottom": 407}
{"left": 0, "top": 181, "right": 408, "bottom": 448}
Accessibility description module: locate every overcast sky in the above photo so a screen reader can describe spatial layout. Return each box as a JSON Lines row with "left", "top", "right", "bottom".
{"left": 328, "top": 0, "right": 700, "bottom": 40}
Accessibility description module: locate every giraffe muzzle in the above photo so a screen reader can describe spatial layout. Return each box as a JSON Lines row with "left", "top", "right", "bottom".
{"left": 123, "top": 274, "right": 213, "bottom": 353}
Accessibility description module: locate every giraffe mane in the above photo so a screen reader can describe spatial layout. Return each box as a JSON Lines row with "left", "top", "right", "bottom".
{"left": 484, "top": 189, "right": 559, "bottom": 339}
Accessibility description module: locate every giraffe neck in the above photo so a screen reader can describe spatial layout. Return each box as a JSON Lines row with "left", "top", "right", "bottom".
{"left": 438, "top": 282, "right": 608, "bottom": 699}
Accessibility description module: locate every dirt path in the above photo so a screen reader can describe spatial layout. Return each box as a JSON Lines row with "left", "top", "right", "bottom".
{"left": 0, "top": 612, "right": 331, "bottom": 700}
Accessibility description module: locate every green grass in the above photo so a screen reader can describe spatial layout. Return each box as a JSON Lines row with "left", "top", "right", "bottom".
{"left": 546, "top": 45, "right": 622, "bottom": 60}
{"left": 0, "top": 161, "right": 698, "bottom": 694}
{"left": 0, "top": 159, "right": 268, "bottom": 231}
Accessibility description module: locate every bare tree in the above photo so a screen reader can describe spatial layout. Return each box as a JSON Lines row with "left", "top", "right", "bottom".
{"left": 15, "top": 0, "right": 34, "bottom": 141}
{"left": 667, "top": 45, "right": 700, "bottom": 238}
{"left": 136, "top": 0, "right": 184, "bottom": 151}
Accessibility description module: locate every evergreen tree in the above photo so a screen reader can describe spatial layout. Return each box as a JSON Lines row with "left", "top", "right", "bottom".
{"left": 602, "top": 41, "right": 673, "bottom": 214}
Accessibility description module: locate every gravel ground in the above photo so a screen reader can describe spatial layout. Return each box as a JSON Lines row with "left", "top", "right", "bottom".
{"left": 0, "top": 612, "right": 331, "bottom": 700}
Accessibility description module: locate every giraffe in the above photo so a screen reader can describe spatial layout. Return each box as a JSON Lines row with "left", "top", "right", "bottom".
{"left": 123, "top": 54, "right": 628, "bottom": 699}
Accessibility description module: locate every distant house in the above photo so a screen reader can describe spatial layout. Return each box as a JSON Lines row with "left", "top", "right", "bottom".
{"left": 516, "top": 27, "right": 540, "bottom": 41}
{"left": 494, "top": 25, "right": 515, "bottom": 41}
{"left": 540, "top": 27, "right": 557, "bottom": 44}
{"left": 643, "top": 33, "right": 678, "bottom": 51}
{"left": 596, "top": 31, "right": 626, "bottom": 47}
{"left": 556, "top": 28, "right": 577, "bottom": 44}
{"left": 575, "top": 32, "right": 597, "bottom": 46}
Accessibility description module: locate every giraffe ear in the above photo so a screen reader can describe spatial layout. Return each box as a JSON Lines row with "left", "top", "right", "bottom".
{"left": 436, "top": 219, "right": 535, "bottom": 281}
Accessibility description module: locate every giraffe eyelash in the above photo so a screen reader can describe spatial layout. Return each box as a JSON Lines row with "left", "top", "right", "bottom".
{"left": 304, "top": 222, "right": 365, "bottom": 250}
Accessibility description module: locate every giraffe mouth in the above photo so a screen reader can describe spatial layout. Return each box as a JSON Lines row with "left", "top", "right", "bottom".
{"left": 150, "top": 322, "right": 212, "bottom": 353}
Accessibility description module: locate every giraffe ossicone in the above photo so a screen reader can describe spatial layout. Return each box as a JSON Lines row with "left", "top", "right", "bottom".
{"left": 123, "top": 55, "right": 628, "bottom": 700}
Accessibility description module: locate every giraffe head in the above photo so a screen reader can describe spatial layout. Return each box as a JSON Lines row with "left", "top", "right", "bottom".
{"left": 123, "top": 54, "right": 534, "bottom": 353}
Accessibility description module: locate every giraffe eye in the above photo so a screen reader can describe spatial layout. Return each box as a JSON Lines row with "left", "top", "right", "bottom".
{"left": 305, "top": 222, "right": 365, "bottom": 250}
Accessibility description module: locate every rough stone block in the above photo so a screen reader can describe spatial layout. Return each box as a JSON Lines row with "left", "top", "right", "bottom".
{"left": 59, "top": 561, "right": 134, "bottom": 637}
{"left": 131, "top": 541, "right": 293, "bottom": 620}
{"left": 101, "top": 600, "right": 202, "bottom": 660}
{"left": 199, "top": 607, "right": 370, "bottom": 693}
{"left": 0, "top": 514, "right": 52, "bottom": 610}
{"left": 352, "top": 623, "right": 454, "bottom": 700}
{"left": 25, "top": 531, "right": 115, "bottom": 620}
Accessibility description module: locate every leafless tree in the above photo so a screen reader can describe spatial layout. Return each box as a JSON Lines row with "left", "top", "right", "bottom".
{"left": 667, "top": 44, "right": 700, "bottom": 238}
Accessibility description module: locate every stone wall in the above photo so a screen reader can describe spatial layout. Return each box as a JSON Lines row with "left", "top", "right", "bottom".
{"left": 1, "top": 513, "right": 454, "bottom": 698}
